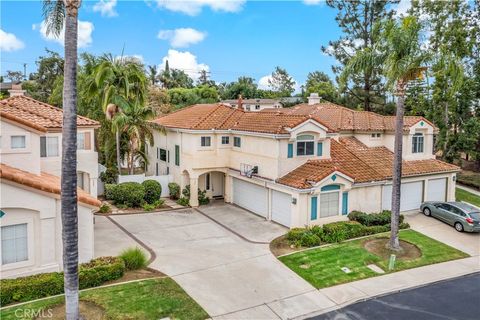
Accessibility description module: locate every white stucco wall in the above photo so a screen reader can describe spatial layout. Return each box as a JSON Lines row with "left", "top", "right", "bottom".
{"left": 0, "top": 182, "right": 94, "bottom": 279}
{"left": 0, "top": 120, "right": 42, "bottom": 174}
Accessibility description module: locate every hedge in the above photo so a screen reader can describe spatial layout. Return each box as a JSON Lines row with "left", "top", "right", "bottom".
{"left": 1, "top": 256, "right": 125, "bottom": 305}
{"left": 105, "top": 182, "right": 145, "bottom": 207}
{"left": 142, "top": 180, "right": 162, "bottom": 204}
{"left": 348, "top": 210, "right": 405, "bottom": 226}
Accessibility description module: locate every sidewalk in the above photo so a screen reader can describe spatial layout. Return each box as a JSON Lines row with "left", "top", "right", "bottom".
{"left": 295, "top": 256, "right": 480, "bottom": 320}
{"left": 457, "top": 184, "right": 480, "bottom": 196}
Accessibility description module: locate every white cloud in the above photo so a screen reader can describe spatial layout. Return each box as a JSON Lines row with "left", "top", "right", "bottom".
{"left": 115, "top": 54, "right": 144, "bottom": 63}
{"left": 159, "top": 49, "right": 209, "bottom": 80}
{"left": 34, "top": 20, "right": 94, "bottom": 48}
{"left": 302, "top": 0, "right": 324, "bottom": 5}
{"left": 0, "top": 29, "right": 25, "bottom": 51}
{"left": 158, "top": 28, "right": 206, "bottom": 48}
{"left": 93, "top": 0, "right": 118, "bottom": 17}
{"left": 154, "top": 0, "right": 245, "bottom": 16}
{"left": 394, "top": 0, "right": 411, "bottom": 17}
{"left": 258, "top": 74, "right": 301, "bottom": 94}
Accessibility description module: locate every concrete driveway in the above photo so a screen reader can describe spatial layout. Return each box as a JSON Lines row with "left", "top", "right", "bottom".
{"left": 405, "top": 211, "right": 480, "bottom": 257}
{"left": 95, "top": 203, "right": 337, "bottom": 319}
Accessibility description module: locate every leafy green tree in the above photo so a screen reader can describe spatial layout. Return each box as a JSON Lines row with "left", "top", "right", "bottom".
{"left": 267, "top": 66, "right": 295, "bottom": 97}
{"left": 323, "top": 0, "right": 398, "bottom": 111}
{"left": 28, "top": 49, "right": 64, "bottom": 102}
{"left": 147, "top": 65, "right": 158, "bottom": 85}
{"left": 168, "top": 86, "right": 219, "bottom": 109}
{"left": 5, "top": 70, "right": 24, "bottom": 82}
{"left": 170, "top": 69, "right": 194, "bottom": 88}
{"left": 42, "top": 0, "right": 81, "bottom": 318}
{"left": 147, "top": 85, "right": 171, "bottom": 115}
{"left": 304, "top": 71, "right": 338, "bottom": 103}
{"left": 221, "top": 76, "right": 258, "bottom": 99}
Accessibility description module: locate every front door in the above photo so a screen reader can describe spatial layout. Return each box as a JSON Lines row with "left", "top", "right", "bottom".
{"left": 211, "top": 172, "right": 224, "bottom": 198}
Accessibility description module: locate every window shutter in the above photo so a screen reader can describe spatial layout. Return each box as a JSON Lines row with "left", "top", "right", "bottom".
{"left": 317, "top": 142, "right": 323, "bottom": 156}
{"left": 287, "top": 143, "right": 293, "bottom": 158}
{"left": 40, "top": 137, "right": 47, "bottom": 157}
{"left": 84, "top": 132, "right": 91, "bottom": 150}
{"left": 175, "top": 145, "right": 180, "bottom": 166}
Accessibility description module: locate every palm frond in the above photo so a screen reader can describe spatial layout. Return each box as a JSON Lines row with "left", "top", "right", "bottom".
{"left": 42, "top": 0, "right": 65, "bottom": 37}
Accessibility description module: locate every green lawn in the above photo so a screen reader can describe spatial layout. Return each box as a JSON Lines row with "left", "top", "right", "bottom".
{"left": 456, "top": 187, "right": 480, "bottom": 207}
{"left": 279, "top": 229, "right": 468, "bottom": 289}
{"left": 0, "top": 278, "right": 208, "bottom": 320}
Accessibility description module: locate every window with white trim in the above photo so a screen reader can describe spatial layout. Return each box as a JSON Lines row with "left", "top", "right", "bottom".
{"left": 221, "top": 136, "right": 230, "bottom": 145}
{"left": 296, "top": 134, "right": 314, "bottom": 156}
{"left": 412, "top": 133, "right": 424, "bottom": 153}
{"left": 1, "top": 224, "right": 28, "bottom": 265}
{"left": 201, "top": 136, "right": 211, "bottom": 147}
{"left": 40, "top": 136, "right": 59, "bottom": 157}
{"left": 234, "top": 137, "right": 241, "bottom": 147}
{"left": 11, "top": 135, "right": 26, "bottom": 149}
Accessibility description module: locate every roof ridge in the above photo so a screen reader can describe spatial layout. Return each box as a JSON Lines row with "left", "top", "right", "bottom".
{"left": 193, "top": 104, "right": 229, "bottom": 129}
{"left": 217, "top": 106, "right": 244, "bottom": 129}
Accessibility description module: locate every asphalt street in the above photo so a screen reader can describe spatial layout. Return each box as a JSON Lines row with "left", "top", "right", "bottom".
{"left": 310, "top": 272, "right": 480, "bottom": 320}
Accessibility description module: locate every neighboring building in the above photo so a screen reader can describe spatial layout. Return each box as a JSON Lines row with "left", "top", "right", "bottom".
{"left": 0, "top": 92, "right": 101, "bottom": 278}
{"left": 147, "top": 94, "right": 459, "bottom": 228}
{"left": 221, "top": 98, "right": 283, "bottom": 111}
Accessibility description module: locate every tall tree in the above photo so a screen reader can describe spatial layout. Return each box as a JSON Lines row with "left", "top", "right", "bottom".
{"left": 343, "top": 16, "right": 428, "bottom": 250}
{"left": 267, "top": 66, "right": 295, "bottom": 97}
{"left": 147, "top": 65, "right": 158, "bottom": 85}
{"left": 304, "top": 71, "right": 338, "bottom": 103}
{"left": 221, "top": 76, "right": 258, "bottom": 99}
{"left": 323, "top": 0, "right": 398, "bottom": 111}
{"left": 5, "top": 70, "right": 24, "bottom": 82}
{"left": 28, "top": 49, "right": 65, "bottom": 102}
{"left": 43, "top": 0, "right": 81, "bottom": 318}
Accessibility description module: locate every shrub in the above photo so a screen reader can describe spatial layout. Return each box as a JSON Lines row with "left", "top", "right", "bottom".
{"left": 310, "top": 225, "right": 324, "bottom": 239}
{"left": 286, "top": 228, "right": 306, "bottom": 242}
{"left": 120, "top": 247, "right": 148, "bottom": 271}
{"left": 153, "top": 199, "right": 165, "bottom": 208}
{"left": 108, "top": 182, "right": 145, "bottom": 207}
{"left": 142, "top": 180, "right": 162, "bottom": 204}
{"left": 300, "top": 233, "right": 321, "bottom": 247}
{"left": 98, "top": 203, "right": 111, "bottom": 214}
{"left": 0, "top": 256, "right": 124, "bottom": 305}
{"left": 348, "top": 210, "right": 404, "bottom": 226}
{"left": 177, "top": 197, "right": 189, "bottom": 206}
{"left": 142, "top": 203, "right": 156, "bottom": 211}
{"left": 100, "top": 167, "right": 118, "bottom": 184}
{"left": 105, "top": 183, "right": 116, "bottom": 201}
{"left": 168, "top": 182, "right": 181, "bottom": 200}
{"left": 198, "top": 189, "right": 210, "bottom": 205}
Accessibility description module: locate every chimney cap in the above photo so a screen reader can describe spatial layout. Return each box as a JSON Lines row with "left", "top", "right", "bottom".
{"left": 8, "top": 83, "right": 25, "bottom": 97}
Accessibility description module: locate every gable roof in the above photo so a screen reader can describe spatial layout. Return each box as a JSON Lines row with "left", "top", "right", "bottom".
{"left": 277, "top": 137, "right": 459, "bottom": 189}
{"left": 151, "top": 103, "right": 335, "bottom": 134}
{"left": 0, "top": 163, "right": 101, "bottom": 207}
{"left": 262, "top": 103, "right": 435, "bottom": 132}
{"left": 0, "top": 96, "right": 99, "bottom": 132}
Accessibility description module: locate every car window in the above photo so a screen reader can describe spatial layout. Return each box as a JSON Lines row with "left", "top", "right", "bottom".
{"left": 469, "top": 212, "right": 480, "bottom": 220}
{"left": 437, "top": 204, "right": 451, "bottom": 211}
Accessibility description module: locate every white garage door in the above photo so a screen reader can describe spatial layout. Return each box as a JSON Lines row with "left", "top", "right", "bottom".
{"left": 271, "top": 190, "right": 292, "bottom": 227}
{"left": 232, "top": 178, "right": 268, "bottom": 217}
{"left": 427, "top": 178, "right": 447, "bottom": 202}
{"left": 320, "top": 192, "right": 340, "bottom": 217}
{"left": 382, "top": 181, "right": 423, "bottom": 212}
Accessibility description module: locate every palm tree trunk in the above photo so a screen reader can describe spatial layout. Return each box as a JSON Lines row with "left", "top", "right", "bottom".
{"left": 390, "top": 85, "right": 406, "bottom": 251}
{"left": 62, "top": 2, "right": 80, "bottom": 319}
{"left": 116, "top": 130, "right": 121, "bottom": 175}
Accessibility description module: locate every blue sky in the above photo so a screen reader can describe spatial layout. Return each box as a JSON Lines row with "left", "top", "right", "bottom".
{"left": 0, "top": 0, "right": 408, "bottom": 89}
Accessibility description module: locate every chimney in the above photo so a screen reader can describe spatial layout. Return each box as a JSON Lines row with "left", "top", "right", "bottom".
{"left": 238, "top": 94, "right": 244, "bottom": 111}
{"left": 8, "top": 83, "right": 26, "bottom": 97}
{"left": 307, "top": 93, "right": 321, "bottom": 105}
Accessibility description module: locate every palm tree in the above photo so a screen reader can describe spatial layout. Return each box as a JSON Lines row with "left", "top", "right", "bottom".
{"left": 111, "top": 100, "right": 154, "bottom": 174}
{"left": 43, "top": 0, "right": 81, "bottom": 318}
{"left": 147, "top": 65, "right": 158, "bottom": 85}
{"left": 87, "top": 54, "right": 147, "bottom": 173}
{"left": 342, "top": 16, "right": 429, "bottom": 251}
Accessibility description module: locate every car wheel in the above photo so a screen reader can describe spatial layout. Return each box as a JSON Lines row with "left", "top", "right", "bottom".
{"left": 454, "top": 222, "right": 464, "bottom": 232}
{"left": 423, "top": 207, "right": 431, "bottom": 217}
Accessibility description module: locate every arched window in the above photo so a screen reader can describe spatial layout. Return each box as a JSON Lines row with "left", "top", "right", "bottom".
{"left": 297, "top": 134, "right": 315, "bottom": 156}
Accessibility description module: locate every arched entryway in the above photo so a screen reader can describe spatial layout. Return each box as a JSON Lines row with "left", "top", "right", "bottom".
{"left": 199, "top": 171, "right": 225, "bottom": 199}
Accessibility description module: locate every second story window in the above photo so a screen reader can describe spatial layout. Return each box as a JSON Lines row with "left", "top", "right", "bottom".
{"left": 412, "top": 133, "right": 424, "bottom": 153}
{"left": 221, "top": 136, "right": 230, "bottom": 145}
{"left": 234, "top": 137, "right": 241, "bottom": 147}
{"left": 255, "top": 105, "right": 260, "bottom": 110}
{"left": 296, "top": 134, "right": 314, "bottom": 156}
{"left": 77, "top": 132, "right": 91, "bottom": 150}
{"left": 10, "top": 135, "right": 26, "bottom": 149}
{"left": 201, "top": 136, "right": 211, "bottom": 147}
{"left": 40, "top": 136, "right": 59, "bottom": 157}
{"left": 159, "top": 148, "right": 167, "bottom": 161}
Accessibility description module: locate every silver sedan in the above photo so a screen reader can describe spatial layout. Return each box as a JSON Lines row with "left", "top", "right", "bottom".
{"left": 420, "top": 201, "right": 480, "bottom": 232}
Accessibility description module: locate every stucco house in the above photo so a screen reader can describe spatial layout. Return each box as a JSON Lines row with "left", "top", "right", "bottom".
{"left": 0, "top": 92, "right": 101, "bottom": 278}
{"left": 147, "top": 95, "right": 459, "bottom": 228}
{"left": 221, "top": 98, "right": 283, "bottom": 111}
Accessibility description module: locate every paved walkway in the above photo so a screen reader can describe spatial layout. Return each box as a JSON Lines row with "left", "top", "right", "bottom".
{"left": 457, "top": 184, "right": 480, "bottom": 197}
{"left": 95, "top": 205, "right": 480, "bottom": 320}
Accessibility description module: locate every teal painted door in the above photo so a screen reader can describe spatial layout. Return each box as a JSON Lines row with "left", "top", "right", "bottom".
{"left": 342, "top": 192, "right": 349, "bottom": 215}
{"left": 311, "top": 196, "right": 318, "bottom": 220}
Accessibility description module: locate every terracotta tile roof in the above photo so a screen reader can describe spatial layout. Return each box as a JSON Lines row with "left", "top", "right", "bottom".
{"left": 263, "top": 103, "right": 434, "bottom": 132}
{"left": 0, "top": 96, "right": 99, "bottom": 131}
{"left": 277, "top": 137, "right": 459, "bottom": 189}
{"left": 0, "top": 163, "right": 101, "bottom": 207}
{"left": 151, "top": 103, "right": 326, "bottom": 134}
